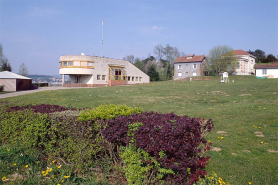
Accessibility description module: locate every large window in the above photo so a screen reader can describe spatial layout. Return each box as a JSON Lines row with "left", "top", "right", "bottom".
{"left": 178, "top": 65, "right": 182, "bottom": 69}
{"left": 102, "top": 75, "right": 106, "bottom": 80}
{"left": 193, "top": 64, "right": 197, "bottom": 68}
{"left": 178, "top": 72, "right": 182, "bottom": 77}
{"left": 109, "top": 66, "right": 127, "bottom": 81}
{"left": 97, "top": 75, "right": 101, "bottom": 80}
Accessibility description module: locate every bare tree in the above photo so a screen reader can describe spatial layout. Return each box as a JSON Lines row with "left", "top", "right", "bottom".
{"left": 123, "top": 55, "right": 135, "bottom": 64}
{"left": 19, "top": 63, "right": 29, "bottom": 77}
{"left": 153, "top": 44, "right": 165, "bottom": 60}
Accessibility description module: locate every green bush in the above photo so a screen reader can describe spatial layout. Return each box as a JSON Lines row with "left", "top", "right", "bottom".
{"left": 0, "top": 85, "right": 4, "bottom": 92}
{"left": 78, "top": 104, "right": 143, "bottom": 121}
{"left": 0, "top": 109, "right": 51, "bottom": 152}
{"left": 119, "top": 122, "right": 174, "bottom": 184}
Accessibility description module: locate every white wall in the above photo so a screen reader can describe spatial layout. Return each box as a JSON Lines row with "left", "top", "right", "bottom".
{"left": 256, "top": 69, "right": 278, "bottom": 78}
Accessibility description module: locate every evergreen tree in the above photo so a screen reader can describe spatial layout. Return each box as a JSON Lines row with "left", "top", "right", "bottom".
{"left": 147, "top": 64, "right": 159, "bottom": 81}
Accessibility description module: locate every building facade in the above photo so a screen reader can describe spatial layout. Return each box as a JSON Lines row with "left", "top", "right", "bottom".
{"left": 174, "top": 54, "right": 206, "bottom": 80}
{"left": 59, "top": 55, "right": 149, "bottom": 87}
{"left": 226, "top": 50, "right": 256, "bottom": 75}
{"left": 255, "top": 63, "right": 278, "bottom": 79}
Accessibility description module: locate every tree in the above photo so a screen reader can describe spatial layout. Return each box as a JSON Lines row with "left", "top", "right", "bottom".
{"left": 264, "top": 54, "right": 277, "bottom": 63}
{"left": 123, "top": 55, "right": 135, "bottom": 64}
{"left": 248, "top": 49, "right": 266, "bottom": 63}
{"left": 19, "top": 63, "right": 29, "bottom": 77}
{"left": 0, "top": 43, "right": 12, "bottom": 72}
{"left": 147, "top": 64, "right": 159, "bottom": 81}
{"left": 153, "top": 44, "right": 165, "bottom": 60}
{"left": 207, "top": 45, "right": 239, "bottom": 76}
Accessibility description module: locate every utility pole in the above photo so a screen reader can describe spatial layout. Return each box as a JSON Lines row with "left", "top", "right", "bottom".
{"left": 101, "top": 19, "right": 104, "bottom": 57}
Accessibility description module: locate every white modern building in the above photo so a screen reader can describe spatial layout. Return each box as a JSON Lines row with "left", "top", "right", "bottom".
{"left": 224, "top": 50, "right": 256, "bottom": 75}
{"left": 59, "top": 55, "right": 149, "bottom": 87}
{"left": 255, "top": 63, "right": 278, "bottom": 79}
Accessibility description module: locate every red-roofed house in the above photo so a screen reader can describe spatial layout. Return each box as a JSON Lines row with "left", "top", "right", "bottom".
{"left": 224, "top": 49, "right": 256, "bottom": 75}
{"left": 254, "top": 63, "right": 278, "bottom": 78}
{"left": 174, "top": 54, "right": 206, "bottom": 79}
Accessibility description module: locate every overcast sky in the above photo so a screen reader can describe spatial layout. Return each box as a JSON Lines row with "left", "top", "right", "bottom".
{"left": 1, "top": 0, "right": 277, "bottom": 75}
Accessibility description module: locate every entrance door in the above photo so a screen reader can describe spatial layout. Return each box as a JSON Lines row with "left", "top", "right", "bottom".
{"left": 75, "top": 75, "right": 80, "bottom": 83}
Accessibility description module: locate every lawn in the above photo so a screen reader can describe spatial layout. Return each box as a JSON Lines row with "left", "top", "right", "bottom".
{"left": 1, "top": 75, "right": 277, "bottom": 185}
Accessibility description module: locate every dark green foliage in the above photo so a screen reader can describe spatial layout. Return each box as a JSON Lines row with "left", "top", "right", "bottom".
{"left": 147, "top": 64, "right": 160, "bottom": 81}
{"left": 0, "top": 59, "right": 12, "bottom": 72}
{"left": 0, "top": 85, "right": 4, "bottom": 92}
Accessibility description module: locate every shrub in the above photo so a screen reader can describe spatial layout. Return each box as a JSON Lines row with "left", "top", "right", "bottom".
{"left": 0, "top": 109, "right": 51, "bottom": 151}
{"left": 0, "top": 85, "right": 4, "bottom": 92}
{"left": 102, "top": 112, "right": 214, "bottom": 184}
{"left": 78, "top": 104, "right": 143, "bottom": 121}
{"left": 7, "top": 104, "right": 77, "bottom": 114}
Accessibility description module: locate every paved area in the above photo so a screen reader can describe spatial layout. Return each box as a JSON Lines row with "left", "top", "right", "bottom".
{"left": 0, "top": 86, "right": 95, "bottom": 99}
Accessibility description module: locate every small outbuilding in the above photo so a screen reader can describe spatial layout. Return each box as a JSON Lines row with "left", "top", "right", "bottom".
{"left": 254, "top": 64, "right": 278, "bottom": 79}
{"left": 0, "top": 71, "right": 32, "bottom": 91}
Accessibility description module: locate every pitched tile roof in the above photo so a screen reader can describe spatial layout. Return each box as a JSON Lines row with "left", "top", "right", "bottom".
{"left": 0, "top": 71, "right": 31, "bottom": 79}
{"left": 224, "top": 49, "right": 255, "bottom": 57}
{"left": 254, "top": 63, "right": 278, "bottom": 69}
{"left": 174, "top": 55, "right": 205, "bottom": 63}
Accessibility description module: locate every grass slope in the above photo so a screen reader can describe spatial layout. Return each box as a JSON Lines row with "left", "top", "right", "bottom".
{"left": 1, "top": 76, "right": 278, "bottom": 185}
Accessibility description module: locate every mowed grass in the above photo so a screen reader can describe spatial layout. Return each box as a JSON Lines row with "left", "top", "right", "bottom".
{"left": 1, "top": 76, "right": 278, "bottom": 185}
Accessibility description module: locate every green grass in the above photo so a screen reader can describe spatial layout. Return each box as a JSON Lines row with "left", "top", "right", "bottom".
{"left": 1, "top": 75, "right": 278, "bottom": 185}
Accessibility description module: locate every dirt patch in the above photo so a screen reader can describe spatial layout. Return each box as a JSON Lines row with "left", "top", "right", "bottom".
{"left": 254, "top": 131, "right": 264, "bottom": 137}
{"left": 232, "top": 153, "right": 237, "bottom": 156}
{"left": 242, "top": 150, "right": 251, "bottom": 153}
{"left": 217, "top": 131, "right": 227, "bottom": 134}
{"left": 211, "top": 147, "right": 222, "bottom": 152}
{"left": 268, "top": 149, "right": 278, "bottom": 153}
{"left": 239, "top": 94, "right": 251, "bottom": 96}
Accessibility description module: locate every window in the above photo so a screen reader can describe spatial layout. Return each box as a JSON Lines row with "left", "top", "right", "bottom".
{"left": 178, "top": 72, "right": 182, "bottom": 77}
{"left": 186, "top": 64, "right": 188, "bottom": 68}
{"left": 132, "top": 77, "right": 134, "bottom": 81}
{"left": 193, "top": 64, "right": 197, "bottom": 68}
{"left": 68, "top": 61, "right": 73, "bottom": 66}
{"left": 74, "top": 61, "right": 80, "bottom": 66}
{"left": 60, "top": 62, "right": 62, "bottom": 66}
{"left": 88, "top": 62, "right": 93, "bottom": 67}
{"left": 63, "top": 61, "right": 67, "bottom": 66}
{"left": 136, "top": 77, "right": 138, "bottom": 81}
{"left": 128, "top": 76, "right": 131, "bottom": 81}
{"left": 97, "top": 75, "right": 101, "bottom": 80}
{"left": 178, "top": 65, "right": 182, "bottom": 69}
{"left": 139, "top": 77, "right": 142, "bottom": 81}
{"left": 102, "top": 75, "right": 106, "bottom": 80}
{"left": 262, "top": 69, "right": 267, "bottom": 75}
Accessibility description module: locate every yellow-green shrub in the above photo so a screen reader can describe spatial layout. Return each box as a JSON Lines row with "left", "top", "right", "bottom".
{"left": 78, "top": 104, "right": 143, "bottom": 121}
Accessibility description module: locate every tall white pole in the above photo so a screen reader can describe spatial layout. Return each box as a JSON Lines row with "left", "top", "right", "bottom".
{"left": 101, "top": 19, "right": 104, "bottom": 57}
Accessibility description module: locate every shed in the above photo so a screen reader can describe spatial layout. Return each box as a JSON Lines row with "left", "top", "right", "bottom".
{"left": 0, "top": 71, "right": 32, "bottom": 91}
{"left": 254, "top": 64, "right": 278, "bottom": 79}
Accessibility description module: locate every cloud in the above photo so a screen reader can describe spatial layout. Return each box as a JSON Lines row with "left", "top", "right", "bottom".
{"left": 152, "top": 26, "right": 163, "bottom": 30}
{"left": 27, "top": 6, "right": 63, "bottom": 17}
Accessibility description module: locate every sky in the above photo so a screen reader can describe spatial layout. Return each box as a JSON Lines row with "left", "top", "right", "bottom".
{"left": 0, "top": 0, "right": 277, "bottom": 75}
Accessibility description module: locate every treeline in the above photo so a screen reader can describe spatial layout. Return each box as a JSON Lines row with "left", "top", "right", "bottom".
{"left": 247, "top": 49, "right": 278, "bottom": 63}
{"left": 123, "top": 44, "right": 185, "bottom": 81}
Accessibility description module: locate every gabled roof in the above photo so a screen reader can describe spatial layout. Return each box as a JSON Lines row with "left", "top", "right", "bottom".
{"left": 174, "top": 55, "right": 205, "bottom": 63}
{"left": 254, "top": 63, "right": 278, "bottom": 69}
{"left": 224, "top": 49, "right": 255, "bottom": 57}
{"left": 0, "top": 71, "right": 31, "bottom": 79}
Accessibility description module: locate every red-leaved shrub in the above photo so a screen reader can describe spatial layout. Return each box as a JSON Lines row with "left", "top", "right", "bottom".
{"left": 102, "top": 111, "right": 213, "bottom": 184}
{"left": 7, "top": 104, "right": 76, "bottom": 114}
